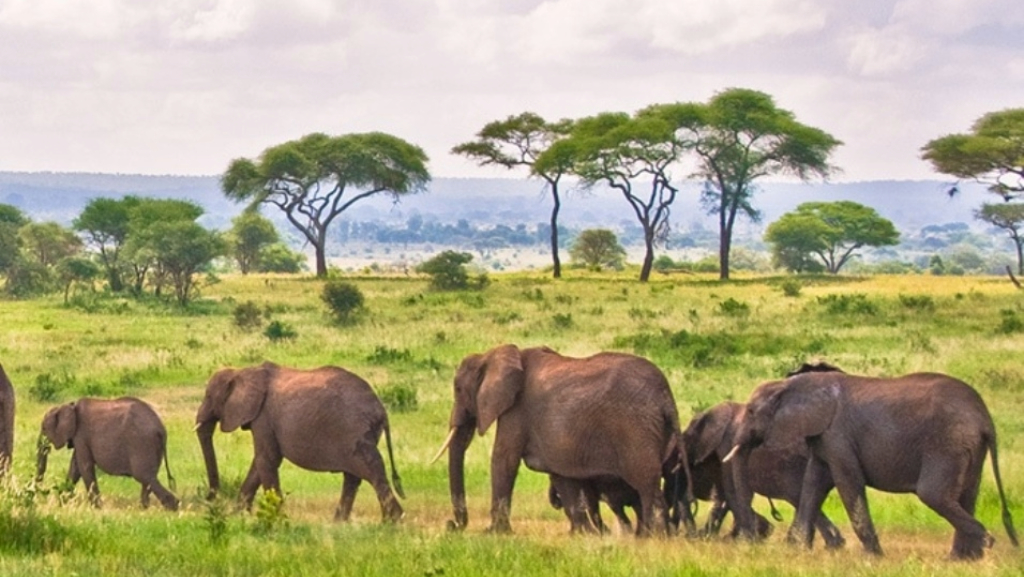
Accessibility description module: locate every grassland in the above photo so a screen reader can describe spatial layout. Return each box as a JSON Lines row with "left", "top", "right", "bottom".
{"left": 1, "top": 270, "right": 1023, "bottom": 576}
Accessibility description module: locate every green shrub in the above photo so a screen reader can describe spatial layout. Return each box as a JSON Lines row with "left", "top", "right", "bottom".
{"left": 0, "top": 481, "right": 74, "bottom": 555}
{"left": 898, "top": 294, "right": 935, "bottom": 312}
{"left": 416, "top": 251, "right": 488, "bottom": 291}
{"left": 29, "top": 371, "right": 75, "bottom": 402}
{"left": 997, "top": 309, "right": 1024, "bottom": 334}
{"left": 233, "top": 301, "right": 264, "bottom": 331}
{"left": 379, "top": 383, "right": 419, "bottom": 413}
{"left": 780, "top": 279, "right": 802, "bottom": 297}
{"left": 716, "top": 298, "right": 750, "bottom": 317}
{"left": 264, "top": 321, "right": 297, "bottom": 341}
{"left": 552, "top": 313, "right": 574, "bottom": 329}
{"left": 252, "top": 489, "right": 288, "bottom": 535}
{"left": 367, "top": 346, "right": 413, "bottom": 364}
{"left": 321, "top": 280, "right": 365, "bottom": 323}
{"left": 816, "top": 293, "right": 878, "bottom": 316}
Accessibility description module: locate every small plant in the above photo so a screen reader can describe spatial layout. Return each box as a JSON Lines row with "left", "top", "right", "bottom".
{"left": 233, "top": 301, "right": 265, "bottom": 331}
{"left": 780, "top": 279, "right": 802, "bottom": 297}
{"left": 204, "top": 495, "right": 230, "bottom": 546}
{"left": 379, "top": 383, "right": 419, "bottom": 413}
{"left": 264, "top": 321, "right": 297, "bottom": 342}
{"left": 0, "top": 476, "right": 73, "bottom": 555}
{"left": 997, "top": 309, "right": 1024, "bottom": 334}
{"left": 898, "top": 294, "right": 935, "bottom": 312}
{"left": 817, "top": 293, "right": 878, "bottom": 316}
{"left": 29, "top": 371, "right": 74, "bottom": 402}
{"left": 552, "top": 313, "right": 574, "bottom": 329}
{"left": 416, "top": 251, "right": 488, "bottom": 291}
{"left": 252, "top": 489, "right": 288, "bottom": 535}
{"left": 367, "top": 346, "right": 413, "bottom": 364}
{"left": 321, "top": 280, "right": 365, "bottom": 323}
{"left": 716, "top": 298, "right": 750, "bottom": 317}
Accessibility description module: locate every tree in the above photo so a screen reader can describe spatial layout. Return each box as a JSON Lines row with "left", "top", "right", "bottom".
{"left": 0, "top": 203, "right": 28, "bottom": 274}
{"left": 552, "top": 111, "right": 685, "bottom": 282}
{"left": 257, "top": 243, "right": 307, "bottom": 273}
{"left": 570, "top": 229, "right": 626, "bottom": 271}
{"left": 122, "top": 199, "right": 207, "bottom": 296}
{"left": 453, "top": 112, "right": 574, "bottom": 278}
{"left": 976, "top": 203, "right": 1024, "bottom": 274}
{"left": 921, "top": 108, "right": 1024, "bottom": 200}
{"left": 647, "top": 88, "right": 841, "bottom": 279}
{"left": 416, "top": 250, "right": 487, "bottom": 291}
{"left": 19, "top": 222, "right": 83, "bottom": 268}
{"left": 223, "top": 132, "right": 430, "bottom": 277}
{"left": 146, "top": 221, "right": 225, "bottom": 306}
{"left": 764, "top": 201, "right": 899, "bottom": 274}
{"left": 73, "top": 196, "right": 141, "bottom": 292}
{"left": 229, "top": 211, "right": 280, "bottom": 274}
{"left": 55, "top": 256, "right": 101, "bottom": 303}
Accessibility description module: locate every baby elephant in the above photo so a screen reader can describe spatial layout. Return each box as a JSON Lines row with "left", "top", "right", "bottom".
{"left": 37, "top": 397, "right": 179, "bottom": 510}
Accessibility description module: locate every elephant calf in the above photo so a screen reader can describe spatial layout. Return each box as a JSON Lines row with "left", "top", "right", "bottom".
{"left": 37, "top": 397, "right": 179, "bottom": 510}
{"left": 548, "top": 474, "right": 640, "bottom": 534}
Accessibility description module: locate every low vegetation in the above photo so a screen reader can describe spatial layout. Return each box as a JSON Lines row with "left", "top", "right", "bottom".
{"left": 0, "top": 270, "right": 1022, "bottom": 576}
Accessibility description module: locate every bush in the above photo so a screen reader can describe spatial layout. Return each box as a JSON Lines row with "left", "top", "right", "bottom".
{"left": 816, "top": 293, "right": 878, "bottom": 316}
{"left": 716, "top": 298, "right": 750, "bottom": 317}
{"left": 264, "top": 321, "right": 297, "bottom": 342}
{"left": 321, "top": 280, "right": 365, "bottom": 323}
{"left": 569, "top": 229, "right": 626, "bottom": 271}
{"left": 780, "top": 279, "right": 802, "bottom": 297}
{"left": 233, "top": 301, "right": 264, "bottom": 331}
{"left": 379, "top": 383, "right": 419, "bottom": 413}
{"left": 416, "top": 251, "right": 488, "bottom": 291}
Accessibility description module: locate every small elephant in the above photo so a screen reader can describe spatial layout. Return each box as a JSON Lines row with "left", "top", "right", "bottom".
{"left": 436, "top": 345, "right": 681, "bottom": 535}
{"left": 727, "top": 368, "right": 1019, "bottom": 559}
{"left": 683, "top": 401, "right": 843, "bottom": 547}
{"left": 548, "top": 474, "right": 640, "bottom": 534}
{"left": 37, "top": 397, "right": 179, "bottom": 510}
{"left": 0, "top": 363, "right": 14, "bottom": 476}
{"left": 195, "top": 361, "right": 405, "bottom": 522}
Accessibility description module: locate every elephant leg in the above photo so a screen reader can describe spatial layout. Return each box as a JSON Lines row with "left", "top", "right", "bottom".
{"left": 487, "top": 447, "right": 520, "bottom": 534}
{"left": 239, "top": 463, "right": 262, "bottom": 509}
{"left": 704, "top": 499, "right": 729, "bottom": 536}
{"left": 350, "top": 438, "right": 403, "bottom": 522}
{"left": 918, "top": 457, "right": 988, "bottom": 559}
{"left": 74, "top": 450, "right": 101, "bottom": 508}
{"left": 628, "top": 474, "right": 665, "bottom": 537}
{"left": 145, "top": 479, "right": 180, "bottom": 511}
{"left": 550, "top": 476, "right": 595, "bottom": 534}
{"left": 584, "top": 486, "right": 610, "bottom": 534}
{"left": 789, "top": 457, "right": 832, "bottom": 549}
{"left": 814, "top": 512, "right": 846, "bottom": 549}
{"left": 67, "top": 455, "right": 82, "bottom": 487}
{"left": 829, "top": 459, "right": 882, "bottom": 556}
{"left": 140, "top": 484, "right": 151, "bottom": 509}
{"left": 335, "top": 473, "right": 361, "bottom": 522}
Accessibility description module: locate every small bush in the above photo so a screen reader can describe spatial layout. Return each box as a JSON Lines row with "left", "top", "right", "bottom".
{"left": 367, "top": 346, "right": 413, "bottom": 364}
{"left": 417, "top": 251, "right": 488, "bottom": 291}
{"left": 780, "top": 279, "right": 802, "bottom": 297}
{"left": 716, "top": 298, "right": 750, "bottom": 317}
{"left": 29, "top": 372, "right": 74, "bottom": 402}
{"left": 816, "top": 293, "right": 878, "bottom": 316}
{"left": 252, "top": 489, "right": 288, "bottom": 535}
{"left": 997, "top": 309, "right": 1024, "bottom": 334}
{"left": 321, "top": 281, "right": 365, "bottom": 323}
{"left": 0, "top": 478, "right": 75, "bottom": 555}
{"left": 898, "top": 294, "right": 935, "bottom": 312}
{"left": 233, "top": 301, "right": 264, "bottom": 331}
{"left": 264, "top": 321, "right": 297, "bottom": 342}
{"left": 379, "top": 383, "right": 419, "bottom": 413}
{"left": 552, "top": 313, "right": 574, "bottom": 329}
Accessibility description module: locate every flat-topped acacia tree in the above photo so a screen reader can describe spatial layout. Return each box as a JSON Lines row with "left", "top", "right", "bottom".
{"left": 222, "top": 132, "right": 430, "bottom": 277}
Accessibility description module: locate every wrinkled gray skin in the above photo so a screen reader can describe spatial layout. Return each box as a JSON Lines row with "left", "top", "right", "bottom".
{"left": 442, "top": 345, "right": 680, "bottom": 535}
{"left": 683, "top": 401, "right": 843, "bottom": 547}
{"left": 0, "top": 364, "right": 14, "bottom": 476}
{"left": 195, "top": 361, "right": 404, "bottom": 522}
{"left": 730, "top": 370, "right": 1019, "bottom": 559}
{"left": 37, "top": 397, "right": 178, "bottom": 510}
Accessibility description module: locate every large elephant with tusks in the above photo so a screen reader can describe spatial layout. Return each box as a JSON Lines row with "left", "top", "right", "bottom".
{"left": 435, "top": 345, "right": 682, "bottom": 535}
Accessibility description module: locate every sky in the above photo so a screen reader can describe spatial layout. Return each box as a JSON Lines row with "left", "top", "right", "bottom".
{"left": 0, "top": 0, "right": 1021, "bottom": 182}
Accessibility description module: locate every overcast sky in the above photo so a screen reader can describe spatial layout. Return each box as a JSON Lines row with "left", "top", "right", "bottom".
{"left": 1, "top": 0, "right": 1021, "bottom": 182}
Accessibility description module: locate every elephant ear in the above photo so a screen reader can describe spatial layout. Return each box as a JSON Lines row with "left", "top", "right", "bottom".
{"left": 221, "top": 366, "right": 269, "bottom": 432}
{"left": 45, "top": 404, "right": 77, "bottom": 449}
{"left": 475, "top": 344, "right": 524, "bottom": 436}
{"left": 765, "top": 377, "right": 839, "bottom": 446}
{"left": 686, "top": 403, "right": 737, "bottom": 464}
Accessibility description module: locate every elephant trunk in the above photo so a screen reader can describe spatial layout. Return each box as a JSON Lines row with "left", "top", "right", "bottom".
{"left": 446, "top": 424, "right": 475, "bottom": 531}
{"left": 35, "top": 433, "right": 51, "bottom": 483}
{"left": 196, "top": 420, "right": 220, "bottom": 499}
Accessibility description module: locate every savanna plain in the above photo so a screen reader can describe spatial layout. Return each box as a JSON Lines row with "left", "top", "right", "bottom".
{"left": 1, "top": 270, "right": 1023, "bottom": 577}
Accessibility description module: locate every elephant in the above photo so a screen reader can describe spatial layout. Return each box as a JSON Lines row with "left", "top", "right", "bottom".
{"left": 548, "top": 474, "right": 640, "bottom": 534}
{"left": 724, "top": 368, "right": 1019, "bottom": 559}
{"left": 434, "top": 344, "right": 682, "bottom": 535}
{"left": 682, "top": 400, "right": 843, "bottom": 547}
{"left": 0, "top": 363, "right": 14, "bottom": 476}
{"left": 36, "top": 397, "right": 179, "bottom": 510}
{"left": 195, "top": 361, "right": 405, "bottom": 522}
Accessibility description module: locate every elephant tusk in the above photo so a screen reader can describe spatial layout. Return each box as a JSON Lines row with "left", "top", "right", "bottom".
{"left": 193, "top": 422, "right": 202, "bottom": 432}
{"left": 431, "top": 428, "right": 458, "bottom": 464}
{"left": 722, "top": 444, "right": 742, "bottom": 463}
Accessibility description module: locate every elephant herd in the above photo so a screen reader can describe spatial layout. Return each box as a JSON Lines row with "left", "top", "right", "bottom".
{"left": 0, "top": 345, "right": 1018, "bottom": 561}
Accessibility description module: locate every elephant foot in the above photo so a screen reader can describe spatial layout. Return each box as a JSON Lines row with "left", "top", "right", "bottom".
{"left": 446, "top": 519, "right": 465, "bottom": 532}
{"left": 485, "top": 520, "right": 513, "bottom": 534}
{"left": 950, "top": 532, "right": 992, "bottom": 561}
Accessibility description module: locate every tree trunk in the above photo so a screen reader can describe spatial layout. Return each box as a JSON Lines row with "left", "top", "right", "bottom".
{"left": 314, "top": 241, "right": 328, "bottom": 278}
{"left": 640, "top": 233, "right": 655, "bottom": 282}
{"left": 549, "top": 188, "right": 562, "bottom": 279}
{"left": 718, "top": 232, "right": 731, "bottom": 280}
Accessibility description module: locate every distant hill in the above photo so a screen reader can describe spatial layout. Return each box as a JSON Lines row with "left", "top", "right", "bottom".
{"left": 0, "top": 171, "right": 993, "bottom": 235}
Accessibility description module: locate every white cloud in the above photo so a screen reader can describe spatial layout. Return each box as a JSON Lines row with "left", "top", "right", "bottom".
{"left": 845, "top": 25, "right": 930, "bottom": 76}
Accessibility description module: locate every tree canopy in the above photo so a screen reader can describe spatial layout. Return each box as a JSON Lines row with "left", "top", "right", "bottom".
{"left": 646, "top": 88, "right": 842, "bottom": 279}
{"left": 764, "top": 201, "right": 899, "bottom": 274}
{"left": 229, "top": 211, "right": 280, "bottom": 274}
{"left": 73, "top": 196, "right": 141, "bottom": 292}
{"left": 569, "top": 228, "right": 626, "bottom": 271}
{"left": 921, "top": 108, "right": 1024, "bottom": 200}
{"left": 452, "top": 112, "right": 574, "bottom": 278}
{"left": 223, "top": 132, "right": 430, "bottom": 277}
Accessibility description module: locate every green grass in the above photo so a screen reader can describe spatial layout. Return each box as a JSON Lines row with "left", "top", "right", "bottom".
{"left": 1, "top": 270, "right": 1023, "bottom": 575}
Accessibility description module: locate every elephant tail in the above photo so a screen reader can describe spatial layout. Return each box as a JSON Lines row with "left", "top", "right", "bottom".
{"left": 988, "top": 433, "right": 1019, "bottom": 547}
{"left": 163, "top": 446, "right": 177, "bottom": 493}
{"left": 384, "top": 422, "right": 405, "bottom": 500}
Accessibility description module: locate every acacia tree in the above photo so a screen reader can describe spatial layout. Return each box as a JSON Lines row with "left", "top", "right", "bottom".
{"left": 222, "top": 132, "right": 430, "bottom": 277}
{"left": 73, "top": 196, "right": 141, "bottom": 292}
{"left": 570, "top": 228, "right": 626, "bottom": 271}
{"left": 921, "top": 108, "right": 1024, "bottom": 200}
{"left": 550, "top": 112, "right": 686, "bottom": 282}
{"left": 976, "top": 203, "right": 1024, "bottom": 274}
{"left": 452, "top": 112, "right": 574, "bottom": 278}
{"left": 764, "top": 201, "right": 899, "bottom": 274}
{"left": 122, "top": 199, "right": 205, "bottom": 295}
{"left": 647, "top": 89, "right": 841, "bottom": 279}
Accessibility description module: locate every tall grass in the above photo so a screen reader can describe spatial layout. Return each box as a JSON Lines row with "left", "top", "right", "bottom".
{"left": 1, "top": 271, "right": 1022, "bottom": 575}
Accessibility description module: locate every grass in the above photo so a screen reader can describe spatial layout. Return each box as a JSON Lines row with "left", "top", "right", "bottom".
{"left": 1, "top": 270, "right": 1023, "bottom": 575}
